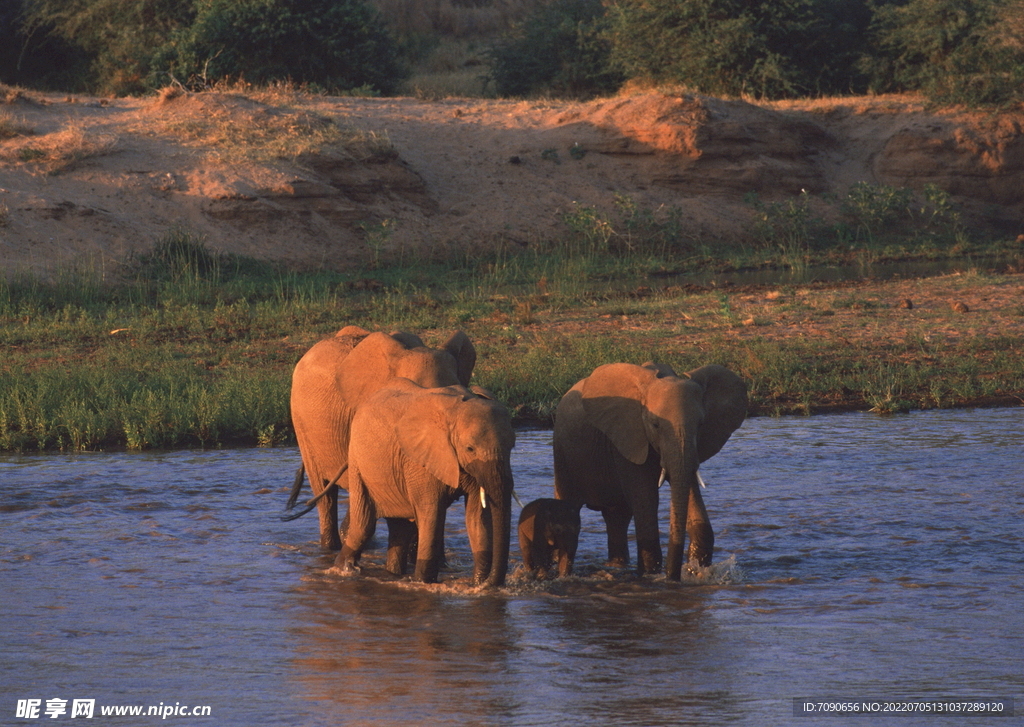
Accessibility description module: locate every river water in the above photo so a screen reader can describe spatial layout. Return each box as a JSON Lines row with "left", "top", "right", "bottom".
{"left": 1, "top": 409, "right": 1021, "bottom": 725}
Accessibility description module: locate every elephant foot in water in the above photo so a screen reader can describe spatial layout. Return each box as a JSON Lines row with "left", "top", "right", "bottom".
{"left": 334, "top": 545, "right": 362, "bottom": 573}
{"left": 413, "top": 558, "right": 441, "bottom": 584}
{"left": 636, "top": 539, "right": 663, "bottom": 575}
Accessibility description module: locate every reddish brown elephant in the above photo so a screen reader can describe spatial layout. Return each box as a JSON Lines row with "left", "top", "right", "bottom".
{"left": 554, "top": 362, "right": 747, "bottom": 579}
{"left": 288, "top": 326, "right": 476, "bottom": 550}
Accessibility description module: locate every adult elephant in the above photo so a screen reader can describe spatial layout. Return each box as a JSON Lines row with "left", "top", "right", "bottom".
{"left": 337, "top": 379, "right": 515, "bottom": 586}
{"left": 289, "top": 326, "right": 476, "bottom": 550}
{"left": 553, "top": 362, "right": 747, "bottom": 579}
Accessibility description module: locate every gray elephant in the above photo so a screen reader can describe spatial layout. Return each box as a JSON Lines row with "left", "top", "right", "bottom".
{"left": 553, "top": 362, "right": 747, "bottom": 579}
{"left": 288, "top": 326, "right": 476, "bottom": 550}
{"left": 336, "top": 379, "right": 516, "bottom": 587}
{"left": 518, "top": 498, "right": 581, "bottom": 579}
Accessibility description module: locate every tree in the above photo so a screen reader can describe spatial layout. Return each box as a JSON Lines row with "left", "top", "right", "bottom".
{"left": 865, "top": 0, "right": 1024, "bottom": 106}
{"left": 19, "top": 0, "right": 195, "bottom": 94}
{"left": 605, "top": 0, "right": 872, "bottom": 99}
{"left": 154, "top": 0, "right": 406, "bottom": 95}
{"left": 488, "top": 0, "right": 622, "bottom": 98}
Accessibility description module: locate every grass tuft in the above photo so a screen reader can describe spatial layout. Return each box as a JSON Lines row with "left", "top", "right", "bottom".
{"left": 1, "top": 217, "right": 1022, "bottom": 450}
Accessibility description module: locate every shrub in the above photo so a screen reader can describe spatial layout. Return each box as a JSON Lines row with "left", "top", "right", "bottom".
{"left": 18, "top": 0, "right": 194, "bottom": 95}
{"left": 153, "top": 0, "right": 406, "bottom": 95}
{"left": 605, "top": 0, "right": 872, "bottom": 99}
{"left": 488, "top": 0, "right": 621, "bottom": 98}
{"left": 864, "top": 0, "right": 1024, "bottom": 106}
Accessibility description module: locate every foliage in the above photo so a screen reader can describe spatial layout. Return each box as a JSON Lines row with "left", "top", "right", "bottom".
{"left": 7, "top": 0, "right": 406, "bottom": 96}
{"left": 1, "top": 219, "right": 1021, "bottom": 450}
{"left": 153, "top": 0, "right": 406, "bottom": 95}
{"left": 4, "top": 0, "right": 1024, "bottom": 106}
{"left": 18, "top": 0, "right": 195, "bottom": 95}
{"left": 865, "top": 0, "right": 1024, "bottom": 106}
{"left": 0, "top": 0, "right": 95, "bottom": 90}
{"left": 746, "top": 182, "right": 969, "bottom": 257}
{"left": 604, "top": 0, "right": 872, "bottom": 99}
{"left": 487, "top": 0, "right": 622, "bottom": 98}
{"left": 749, "top": 190, "right": 815, "bottom": 260}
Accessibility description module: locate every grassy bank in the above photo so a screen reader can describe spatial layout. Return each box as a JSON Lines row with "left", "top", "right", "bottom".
{"left": 2, "top": 229, "right": 1023, "bottom": 451}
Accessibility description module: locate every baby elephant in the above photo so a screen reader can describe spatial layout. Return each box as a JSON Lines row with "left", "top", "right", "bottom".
{"left": 518, "top": 498, "right": 581, "bottom": 579}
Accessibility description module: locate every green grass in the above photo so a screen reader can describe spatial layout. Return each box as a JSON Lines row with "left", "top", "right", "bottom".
{"left": 2, "top": 222, "right": 1022, "bottom": 451}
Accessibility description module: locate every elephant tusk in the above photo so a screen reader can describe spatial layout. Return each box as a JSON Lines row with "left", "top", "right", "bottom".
{"left": 657, "top": 468, "right": 668, "bottom": 488}
{"left": 512, "top": 489, "right": 524, "bottom": 508}
{"left": 480, "top": 488, "right": 488, "bottom": 509}
{"left": 697, "top": 470, "right": 709, "bottom": 490}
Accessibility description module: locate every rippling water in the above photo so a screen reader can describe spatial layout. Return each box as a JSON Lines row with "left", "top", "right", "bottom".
{"left": 2, "top": 409, "right": 1022, "bottom": 725}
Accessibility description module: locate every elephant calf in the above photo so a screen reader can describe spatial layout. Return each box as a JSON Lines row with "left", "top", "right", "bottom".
{"left": 518, "top": 498, "right": 581, "bottom": 579}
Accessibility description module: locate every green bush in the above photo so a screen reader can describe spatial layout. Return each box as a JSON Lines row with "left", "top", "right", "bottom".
{"left": 865, "top": 0, "right": 1024, "bottom": 106}
{"left": 1, "top": 0, "right": 95, "bottom": 90}
{"left": 17, "top": 0, "right": 194, "bottom": 95}
{"left": 153, "top": 0, "right": 406, "bottom": 95}
{"left": 488, "top": 0, "right": 622, "bottom": 98}
{"left": 605, "top": 0, "right": 872, "bottom": 99}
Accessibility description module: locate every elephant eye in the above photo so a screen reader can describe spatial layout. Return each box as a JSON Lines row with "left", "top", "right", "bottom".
{"left": 466, "top": 445, "right": 476, "bottom": 452}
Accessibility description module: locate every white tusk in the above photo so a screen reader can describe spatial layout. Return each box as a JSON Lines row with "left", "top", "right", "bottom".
{"left": 480, "top": 488, "right": 487, "bottom": 509}
{"left": 512, "top": 489, "right": 524, "bottom": 508}
{"left": 657, "top": 468, "right": 668, "bottom": 488}
{"left": 697, "top": 470, "right": 709, "bottom": 490}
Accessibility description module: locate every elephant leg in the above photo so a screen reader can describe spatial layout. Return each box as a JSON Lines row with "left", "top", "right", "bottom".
{"left": 334, "top": 475, "right": 374, "bottom": 570}
{"left": 385, "top": 518, "right": 416, "bottom": 576}
{"left": 518, "top": 525, "right": 536, "bottom": 575}
{"left": 317, "top": 478, "right": 341, "bottom": 551}
{"left": 413, "top": 503, "right": 447, "bottom": 583}
{"left": 557, "top": 533, "right": 579, "bottom": 578}
{"left": 339, "top": 508, "right": 351, "bottom": 540}
{"left": 531, "top": 539, "right": 552, "bottom": 580}
{"left": 601, "top": 505, "right": 632, "bottom": 567}
{"left": 630, "top": 485, "right": 663, "bottom": 576}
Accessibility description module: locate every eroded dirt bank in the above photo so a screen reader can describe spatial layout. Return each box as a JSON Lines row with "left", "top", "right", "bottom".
{"left": 2, "top": 89, "right": 1024, "bottom": 277}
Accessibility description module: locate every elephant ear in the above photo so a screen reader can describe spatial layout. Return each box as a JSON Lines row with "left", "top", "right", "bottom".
{"left": 443, "top": 331, "right": 477, "bottom": 387}
{"left": 469, "top": 385, "right": 497, "bottom": 400}
{"left": 580, "top": 363, "right": 657, "bottom": 465}
{"left": 335, "top": 325, "right": 371, "bottom": 339}
{"left": 346, "top": 331, "right": 409, "bottom": 375}
{"left": 641, "top": 360, "right": 678, "bottom": 379}
{"left": 388, "top": 330, "right": 426, "bottom": 349}
{"left": 686, "top": 364, "right": 748, "bottom": 463}
{"left": 397, "top": 392, "right": 462, "bottom": 490}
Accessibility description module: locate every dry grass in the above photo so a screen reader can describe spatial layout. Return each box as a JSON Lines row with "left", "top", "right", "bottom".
{"left": 0, "top": 83, "right": 41, "bottom": 106}
{"left": 760, "top": 93, "right": 930, "bottom": 115}
{"left": 0, "top": 119, "right": 116, "bottom": 174}
{"left": 0, "top": 110, "right": 35, "bottom": 140}
{"left": 153, "top": 87, "right": 396, "bottom": 162}
{"left": 400, "top": 69, "right": 494, "bottom": 100}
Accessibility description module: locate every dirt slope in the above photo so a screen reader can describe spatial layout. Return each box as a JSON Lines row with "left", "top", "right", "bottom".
{"left": 2, "top": 88, "right": 1023, "bottom": 277}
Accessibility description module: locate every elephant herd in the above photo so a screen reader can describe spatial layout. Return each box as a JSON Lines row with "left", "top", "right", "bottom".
{"left": 284, "top": 326, "right": 748, "bottom": 588}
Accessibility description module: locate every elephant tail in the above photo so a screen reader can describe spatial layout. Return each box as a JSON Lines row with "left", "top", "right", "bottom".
{"left": 284, "top": 463, "right": 305, "bottom": 511}
{"left": 280, "top": 464, "right": 347, "bottom": 522}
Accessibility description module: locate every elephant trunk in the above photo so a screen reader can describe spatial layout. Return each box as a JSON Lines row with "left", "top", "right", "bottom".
{"left": 664, "top": 445, "right": 712, "bottom": 580}
{"left": 485, "top": 461, "right": 513, "bottom": 587}
{"left": 665, "top": 460, "right": 689, "bottom": 581}
{"left": 465, "top": 460, "right": 513, "bottom": 587}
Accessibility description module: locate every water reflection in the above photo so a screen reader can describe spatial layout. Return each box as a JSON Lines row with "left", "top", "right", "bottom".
{"left": 1, "top": 409, "right": 1021, "bottom": 726}
{"left": 289, "top": 576, "right": 518, "bottom": 724}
